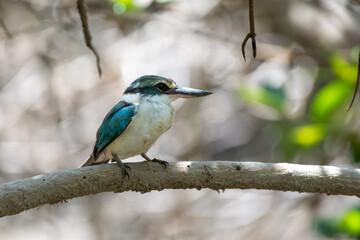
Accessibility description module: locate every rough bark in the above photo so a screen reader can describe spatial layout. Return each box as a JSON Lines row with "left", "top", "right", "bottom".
{"left": 1, "top": 161, "right": 360, "bottom": 217}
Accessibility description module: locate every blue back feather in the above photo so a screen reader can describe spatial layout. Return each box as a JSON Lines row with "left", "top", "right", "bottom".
{"left": 93, "top": 101, "right": 137, "bottom": 156}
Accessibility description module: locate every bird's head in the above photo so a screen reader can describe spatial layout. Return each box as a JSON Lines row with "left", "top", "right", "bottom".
{"left": 123, "top": 75, "right": 212, "bottom": 103}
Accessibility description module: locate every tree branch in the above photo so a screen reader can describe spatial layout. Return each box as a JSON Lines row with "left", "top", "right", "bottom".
{"left": 1, "top": 161, "right": 360, "bottom": 217}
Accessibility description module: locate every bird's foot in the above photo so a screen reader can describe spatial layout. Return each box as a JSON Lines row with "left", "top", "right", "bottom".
{"left": 141, "top": 153, "right": 169, "bottom": 168}
{"left": 150, "top": 158, "right": 169, "bottom": 168}
{"left": 118, "top": 162, "right": 131, "bottom": 180}
{"left": 112, "top": 154, "right": 131, "bottom": 180}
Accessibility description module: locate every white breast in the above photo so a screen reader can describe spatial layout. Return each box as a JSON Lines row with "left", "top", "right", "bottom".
{"left": 102, "top": 94, "right": 175, "bottom": 160}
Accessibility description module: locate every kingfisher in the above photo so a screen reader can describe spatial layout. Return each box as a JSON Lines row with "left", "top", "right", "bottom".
{"left": 81, "top": 75, "right": 212, "bottom": 178}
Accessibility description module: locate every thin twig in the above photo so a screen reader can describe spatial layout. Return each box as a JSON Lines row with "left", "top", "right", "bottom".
{"left": 77, "top": 0, "right": 102, "bottom": 77}
{"left": 241, "top": 0, "right": 256, "bottom": 62}
{"left": 1, "top": 161, "right": 360, "bottom": 217}
{"left": 346, "top": 51, "right": 360, "bottom": 111}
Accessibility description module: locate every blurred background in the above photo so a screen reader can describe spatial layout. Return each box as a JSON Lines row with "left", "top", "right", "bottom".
{"left": 1, "top": 0, "right": 360, "bottom": 239}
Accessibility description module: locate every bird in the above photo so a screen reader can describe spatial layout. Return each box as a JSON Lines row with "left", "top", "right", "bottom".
{"left": 81, "top": 75, "right": 212, "bottom": 179}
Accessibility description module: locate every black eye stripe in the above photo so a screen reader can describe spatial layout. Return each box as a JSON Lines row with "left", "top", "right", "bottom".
{"left": 156, "top": 83, "right": 170, "bottom": 91}
{"left": 124, "top": 82, "right": 172, "bottom": 94}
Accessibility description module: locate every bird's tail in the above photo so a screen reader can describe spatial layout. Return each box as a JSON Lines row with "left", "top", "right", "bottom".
{"left": 81, "top": 155, "right": 95, "bottom": 167}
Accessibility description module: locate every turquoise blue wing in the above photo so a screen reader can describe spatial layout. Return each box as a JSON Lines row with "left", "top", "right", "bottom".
{"left": 93, "top": 101, "right": 137, "bottom": 157}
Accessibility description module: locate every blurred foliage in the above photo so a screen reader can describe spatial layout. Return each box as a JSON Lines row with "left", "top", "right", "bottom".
{"left": 290, "top": 124, "right": 326, "bottom": 147}
{"left": 111, "top": 0, "right": 140, "bottom": 15}
{"left": 240, "top": 46, "right": 360, "bottom": 163}
{"left": 1, "top": 0, "right": 360, "bottom": 239}
{"left": 311, "top": 81, "right": 352, "bottom": 121}
{"left": 109, "top": 0, "right": 175, "bottom": 15}
{"left": 240, "top": 84, "right": 286, "bottom": 114}
{"left": 314, "top": 206, "right": 360, "bottom": 239}
{"left": 330, "top": 54, "right": 358, "bottom": 84}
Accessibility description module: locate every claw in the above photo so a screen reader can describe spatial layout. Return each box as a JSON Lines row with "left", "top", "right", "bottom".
{"left": 141, "top": 153, "right": 169, "bottom": 168}
{"left": 112, "top": 153, "right": 131, "bottom": 180}
{"left": 151, "top": 158, "right": 169, "bottom": 169}
{"left": 121, "top": 166, "right": 130, "bottom": 180}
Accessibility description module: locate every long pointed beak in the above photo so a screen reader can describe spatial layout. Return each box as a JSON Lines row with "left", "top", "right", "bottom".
{"left": 166, "top": 87, "right": 213, "bottom": 98}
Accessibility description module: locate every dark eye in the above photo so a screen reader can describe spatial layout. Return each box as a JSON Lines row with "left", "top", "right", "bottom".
{"left": 156, "top": 83, "right": 170, "bottom": 92}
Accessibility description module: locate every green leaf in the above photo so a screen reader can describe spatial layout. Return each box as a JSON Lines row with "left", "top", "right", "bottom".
{"left": 311, "top": 81, "right": 352, "bottom": 121}
{"left": 239, "top": 85, "right": 285, "bottom": 112}
{"left": 330, "top": 54, "right": 358, "bottom": 83}
{"left": 111, "top": 0, "right": 138, "bottom": 15}
{"left": 313, "top": 217, "right": 341, "bottom": 238}
{"left": 290, "top": 124, "right": 326, "bottom": 147}
{"left": 339, "top": 209, "right": 360, "bottom": 236}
